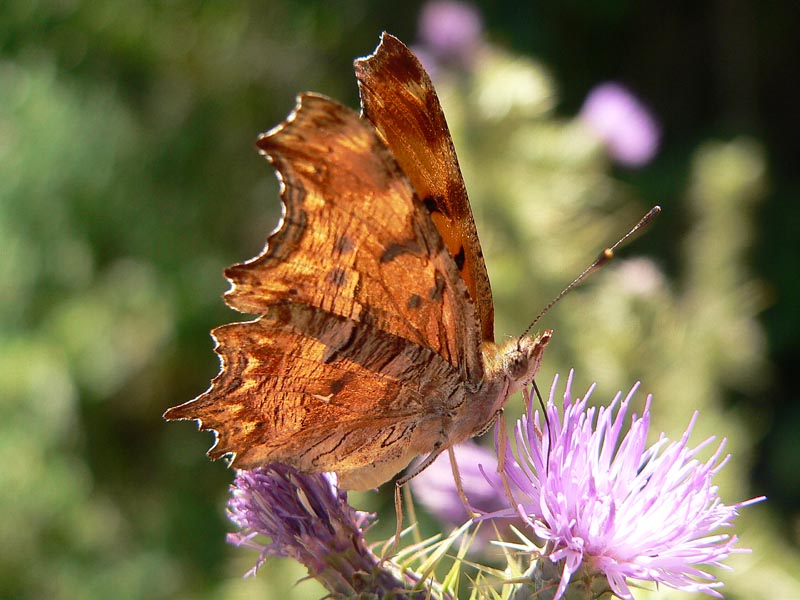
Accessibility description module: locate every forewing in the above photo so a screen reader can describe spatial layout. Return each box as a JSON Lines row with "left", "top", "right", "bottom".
{"left": 354, "top": 32, "right": 495, "bottom": 342}
{"left": 225, "top": 93, "right": 483, "bottom": 382}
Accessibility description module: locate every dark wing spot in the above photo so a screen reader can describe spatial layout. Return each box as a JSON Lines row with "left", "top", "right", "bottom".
{"left": 335, "top": 234, "right": 354, "bottom": 254}
{"left": 330, "top": 376, "right": 347, "bottom": 395}
{"left": 271, "top": 302, "right": 293, "bottom": 324}
{"left": 326, "top": 267, "right": 347, "bottom": 287}
{"left": 380, "top": 239, "right": 422, "bottom": 263}
{"left": 423, "top": 194, "right": 449, "bottom": 218}
{"left": 453, "top": 245, "right": 466, "bottom": 271}
{"left": 407, "top": 293, "right": 421, "bottom": 309}
{"left": 288, "top": 288, "right": 299, "bottom": 296}
{"left": 423, "top": 195, "right": 440, "bottom": 214}
{"left": 429, "top": 271, "right": 446, "bottom": 301}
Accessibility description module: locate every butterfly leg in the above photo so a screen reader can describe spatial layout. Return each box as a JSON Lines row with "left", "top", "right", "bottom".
{"left": 388, "top": 484, "right": 404, "bottom": 557}
{"left": 474, "top": 408, "right": 518, "bottom": 508}
{"left": 495, "top": 411, "right": 518, "bottom": 508}
{"left": 446, "top": 445, "right": 480, "bottom": 518}
{"left": 388, "top": 439, "right": 447, "bottom": 554}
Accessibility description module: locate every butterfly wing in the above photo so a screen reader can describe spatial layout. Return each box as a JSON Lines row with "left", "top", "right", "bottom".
{"left": 354, "top": 32, "right": 495, "bottom": 342}
{"left": 165, "top": 302, "right": 465, "bottom": 490}
{"left": 164, "top": 92, "right": 486, "bottom": 486}
{"left": 224, "top": 93, "right": 483, "bottom": 382}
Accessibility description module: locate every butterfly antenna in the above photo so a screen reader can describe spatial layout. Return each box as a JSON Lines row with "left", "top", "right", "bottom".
{"left": 519, "top": 205, "right": 661, "bottom": 340}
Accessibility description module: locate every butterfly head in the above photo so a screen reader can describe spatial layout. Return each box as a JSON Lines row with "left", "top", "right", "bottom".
{"left": 502, "top": 330, "right": 553, "bottom": 392}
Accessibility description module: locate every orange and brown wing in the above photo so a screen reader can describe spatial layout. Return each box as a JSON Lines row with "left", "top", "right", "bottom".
{"left": 164, "top": 91, "right": 486, "bottom": 481}
{"left": 164, "top": 303, "right": 464, "bottom": 490}
{"left": 223, "top": 93, "right": 483, "bottom": 382}
{"left": 354, "top": 32, "right": 495, "bottom": 342}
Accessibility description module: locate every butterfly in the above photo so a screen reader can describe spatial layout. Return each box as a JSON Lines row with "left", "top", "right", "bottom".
{"left": 163, "top": 32, "right": 552, "bottom": 493}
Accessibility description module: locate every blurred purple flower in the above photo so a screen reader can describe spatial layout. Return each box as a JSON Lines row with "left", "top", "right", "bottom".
{"left": 411, "top": 440, "right": 523, "bottom": 552}
{"left": 416, "top": 1, "right": 483, "bottom": 70}
{"left": 483, "top": 372, "right": 764, "bottom": 600}
{"left": 580, "top": 82, "right": 660, "bottom": 166}
{"left": 412, "top": 440, "right": 503, "bottom": 521}
{"left": 227, "top": 465, "right": 435, "bottom": 597}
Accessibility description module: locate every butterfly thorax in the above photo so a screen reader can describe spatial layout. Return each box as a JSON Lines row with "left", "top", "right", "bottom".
{"left": 447, "top": 330, "right": 553, "bottom": 445}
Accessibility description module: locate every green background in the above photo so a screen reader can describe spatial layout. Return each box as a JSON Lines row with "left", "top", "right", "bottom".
{"left": 2, "top": 1, "right": 798, "bottom": 598}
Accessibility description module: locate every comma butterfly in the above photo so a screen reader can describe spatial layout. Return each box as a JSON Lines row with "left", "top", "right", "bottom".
{"left": 163, "top": 33, "right": 553, "bottom": 492}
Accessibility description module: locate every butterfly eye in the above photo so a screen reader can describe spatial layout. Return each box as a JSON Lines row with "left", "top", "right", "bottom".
{"left": 503, "top": 332, "right": 551, "bottom": 390}
{"left": 503, "top": 347, "right": 529, "bottom": 382}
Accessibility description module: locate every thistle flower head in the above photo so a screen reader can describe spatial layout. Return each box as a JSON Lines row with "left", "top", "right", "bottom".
{"left": 484, "top": 372, "right": 764, "bottom": 600}
{"left": 227, "top": 464, "right": 432, "bottom": 597}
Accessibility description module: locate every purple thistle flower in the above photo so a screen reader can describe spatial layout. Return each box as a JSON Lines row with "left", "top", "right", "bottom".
{"left": 579, "top": 82, "right": 660, "bottom": 166}
{"left": 483, "top": 372, "right": 764, "bottom": 600}
{"left": 416, "top": 0, "right": 484, "bottom": 70}
{"left": 226, "top": 464, "right": 436, "bottom": 598}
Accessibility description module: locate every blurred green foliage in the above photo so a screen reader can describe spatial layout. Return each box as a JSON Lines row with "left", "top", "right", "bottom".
{"left": 2, "top": 1, "right": 798, "bottom": 599}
